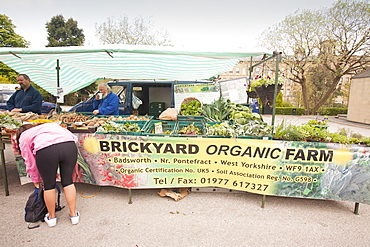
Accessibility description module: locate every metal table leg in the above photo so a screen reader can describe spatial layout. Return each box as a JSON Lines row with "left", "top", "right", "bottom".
{"left": 354, "top": 202, "right": 359, "bottom": 215}
{"left": 0, "top": 135, "right": 9, "bottom": 196}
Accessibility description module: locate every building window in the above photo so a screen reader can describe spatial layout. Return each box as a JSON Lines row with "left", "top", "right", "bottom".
{"left": 229, "top": 69, "right": 233, "bottom": 75}
{"left": 242, "top": 68, "right": 246, "bottom": 75}
{"left": 236, "top": 67, "right": 240, "bottom": 75}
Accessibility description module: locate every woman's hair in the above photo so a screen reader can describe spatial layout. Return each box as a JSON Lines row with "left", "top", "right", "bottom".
{"left": 15, "top": 124, "right": 41, "bottom": 153}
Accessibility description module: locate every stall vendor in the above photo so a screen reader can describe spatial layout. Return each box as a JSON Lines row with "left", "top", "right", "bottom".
{"left": 92, "top": 83, "right": 119, "bottom": 115}
{"left": 7, "top": 74, "right": 43, "bottom": 115}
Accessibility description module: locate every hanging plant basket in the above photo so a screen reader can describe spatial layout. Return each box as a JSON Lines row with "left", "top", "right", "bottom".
{"left": 247, "top": 90, "right": 258, "bottom": 98}
{"left": 255, "top": 84, "right": 282, "bottom": 114}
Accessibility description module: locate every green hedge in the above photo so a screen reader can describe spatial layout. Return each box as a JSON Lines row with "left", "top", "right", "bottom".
{"left": 317, "top": 107, "right": 348, "bottom": 116}
{"left": 273, "top": 107, "right": 347, "bottom": 115}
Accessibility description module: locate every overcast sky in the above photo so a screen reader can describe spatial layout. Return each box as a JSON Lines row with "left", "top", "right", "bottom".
{"left": 2, "top": 0, "right": 339, "bottom": 52}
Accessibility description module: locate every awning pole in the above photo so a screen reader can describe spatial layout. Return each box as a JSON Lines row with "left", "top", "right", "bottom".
{"left": 247, "top": 57, "right": 253, "bottom": 103}
{"left": 56, "top": 59, "right": 60, "bottom": 113}
{"left": 271, "top": 52, "right": 282, "bottom": 131}
{"left": 56, "top": 59, "right": 60, "bottom": 88}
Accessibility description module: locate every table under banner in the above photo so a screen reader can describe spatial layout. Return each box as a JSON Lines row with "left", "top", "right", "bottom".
{"left": 13, "top": 133, "right": 370, "bottom": 206}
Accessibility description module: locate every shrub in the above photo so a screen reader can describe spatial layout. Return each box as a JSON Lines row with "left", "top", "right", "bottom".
{"left": 317, "top": 107, "right": 347, "bottom": 116}
{"left": 273, "top": 107, "right": 347, "bottom": 116}
{"left": 282, "top": 102, "right": 293, "bottom": 107}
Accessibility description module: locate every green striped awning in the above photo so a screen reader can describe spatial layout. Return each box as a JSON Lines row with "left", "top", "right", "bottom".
{"left": 0, "top": 45, "right": 269, "bottom": 96}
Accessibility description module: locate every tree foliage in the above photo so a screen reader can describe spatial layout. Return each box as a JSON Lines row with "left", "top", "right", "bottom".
{"left": 259, "top": 0, "right": 370, "bottom": 114}
{"left": 45, "top": 15, "right": 96, "bottom": 105}
{"left": 0, "top": 14, "right": 29, "bottom": 82}
{"left": 46, "top": 15, "right": 85, "bottom": 47}
{"left": 0, "top": 14, "right": 29, "bottom": 48}
{"left": 95, "top": 15, "right": 171, "bottom": 46}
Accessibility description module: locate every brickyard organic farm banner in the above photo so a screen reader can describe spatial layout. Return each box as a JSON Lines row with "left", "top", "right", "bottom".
{"left": 16, "top": 133, "right": 370, "bottom": 205}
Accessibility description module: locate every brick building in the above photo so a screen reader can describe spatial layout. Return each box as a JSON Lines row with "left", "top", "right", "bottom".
{"left": 218, "top": 57, "right": 300, "bottom": 106}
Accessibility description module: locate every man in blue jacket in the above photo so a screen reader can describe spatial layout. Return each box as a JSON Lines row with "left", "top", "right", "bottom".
{"left": 7, "top": 74, "right": 43, "bottom": 115}
{"left": 92, "top": 83, "right": 119, "bottom": 115}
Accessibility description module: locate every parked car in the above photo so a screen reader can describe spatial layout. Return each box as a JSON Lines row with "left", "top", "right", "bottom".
{"left": 69, "top": 80, "right": 204, "bottom": 116}
{"left": 0, "top": 85, "right": 61, "bottom": 115}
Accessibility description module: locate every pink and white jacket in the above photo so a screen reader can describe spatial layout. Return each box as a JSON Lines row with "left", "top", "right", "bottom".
{"left": 19, "top": 123, "right": 78, "bottom": 183}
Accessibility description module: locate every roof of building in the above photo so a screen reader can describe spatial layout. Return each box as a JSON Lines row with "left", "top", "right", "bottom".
{"left": 352, "top": 68, "right": 370, "bottom": 79}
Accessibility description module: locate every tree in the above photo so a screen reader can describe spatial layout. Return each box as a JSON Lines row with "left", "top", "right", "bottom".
{"left": 45, "top": 15, "right": 93, "bottom": 105}
{"left": 95, "top": 15, "right": 171, "bottom": 46}
{"left": 259, "top": 0, "right": 370, "bottom": 114}
{"left": 276, "top": 91, "right": 283, "bottom": 107}
{"left": 46, "top": 15, "right": 85, "bottom": 47}
{"left": 0, "top": 14, "right": 29, "bottom": 82}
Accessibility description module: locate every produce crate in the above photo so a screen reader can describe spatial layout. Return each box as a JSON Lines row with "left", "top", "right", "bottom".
{"left": 96, "top": 121, "right": 147, "bottom": 136}
{"left": 95, "top": 115, "right": 153, "bottom": 121}
{"left": 149, "top": 102, "right": 166, "bottom": 118}
{"left": 149, "top": 110, "right": 163, "bottom": 119}
{"left": 176, "top": 121, "right": 204, "bottom": 137}
{"left": 67, "top": 126, "right": 97, "bottom": 133}
{"left": 74, "top": 112, "right": 94, "bottom": 116}
{"left": 203, "top": 121, "right": 233, "bottom": 138}
{"left": 177, "top": 115, "right": 204, "bottom": 122}
{"left": 142, "top": 120, "right": 177, "bottom": 136}
{"left": 149, "top": 102, "right": 165, "bottom": 109}
{"left": 237, "top": 135, "right": 273, "bottom": 140}
{"left": 204, "top": 121, "right": 225, "bottom": 126}
{"left": 50, "top": 112, "right": 92, "bottom": 126}
{"left": 93, "top": 115, "right": 120, "bottom": 118}
{"left": 64, "top": 112, "right": 94, "bottom": 119}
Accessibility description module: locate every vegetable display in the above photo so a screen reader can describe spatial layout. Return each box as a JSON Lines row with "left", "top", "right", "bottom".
{"left": 27, "top": 119, "right": 58, "bottom": 123}
{"left": 49, "top": 112, "right": 91, "bottom": 124}
{"left": 180, "top": 100, "right": 202, "bottom": 116}
{"left": 110, "top": 115, "right": 151, "bottom": 121}
{"left": 274, "top": 120, "right": 370, "bottom": 145}
{"left": 7, "top": 112, "right": 39, "bottom": 122}
{"left": 0, "top": 113, "right": 22, "bottom": 129}
{"left": 202, "top": 98, "right": 271, "bottom": 138}
{"left": 205, "top": 122, "right": 236, "bottom": 137}
{"left": 84, "top": 117, "right": 109, "bottom": 127}
{"left": 97, "top": 122, "right": 143, "bottom": 133}
{"left": 0, "top": 101, "right": 368, "bottom": 146}
{"left": 202, "top": 97, "right": 231, "bottom": 122}
{"left": 178, "top": 123, "right": 202, "bottom": 135}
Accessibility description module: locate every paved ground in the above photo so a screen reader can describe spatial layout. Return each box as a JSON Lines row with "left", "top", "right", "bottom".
{"left": 1, "top": 115, "right": 370, "bottom": 247}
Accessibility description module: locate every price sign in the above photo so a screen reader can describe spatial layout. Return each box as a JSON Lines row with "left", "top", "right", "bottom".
{"left": 57, "top": 87, "right": 64, "bottom": 103}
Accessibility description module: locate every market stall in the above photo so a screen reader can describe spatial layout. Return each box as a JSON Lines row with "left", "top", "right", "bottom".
{"left": 1, "top": 45, "right": 369, "bottom": 213}
{"left": 5, "top": 111, "right": 370, "bottom": 212}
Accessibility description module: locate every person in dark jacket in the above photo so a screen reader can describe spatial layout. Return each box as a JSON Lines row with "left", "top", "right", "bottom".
{"left": 7, "top": 74, "right": 43, "bottom": 115}
{"left": 92, "top": 83, "right": 119, "bottom": 115}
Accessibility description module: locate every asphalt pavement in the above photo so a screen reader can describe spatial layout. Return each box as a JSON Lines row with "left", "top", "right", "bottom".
{"left": 1, "top": 115, "right": 370, "bottom": 247}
